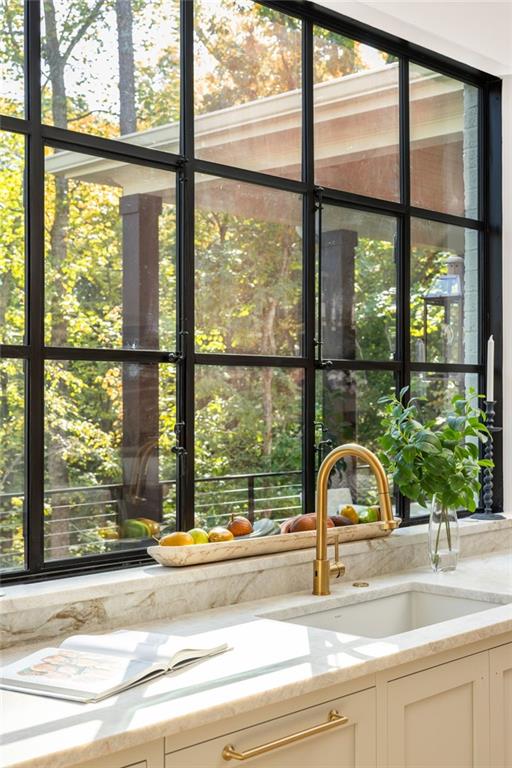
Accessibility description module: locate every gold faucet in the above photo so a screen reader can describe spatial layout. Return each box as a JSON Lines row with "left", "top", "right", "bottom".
{"left": 313, "top": 443, "right": 397, "bottom": 596}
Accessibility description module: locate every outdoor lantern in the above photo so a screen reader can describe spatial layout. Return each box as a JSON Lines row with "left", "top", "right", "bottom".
{"left": 422, "top": 254, "right": 464, "bottom": 364}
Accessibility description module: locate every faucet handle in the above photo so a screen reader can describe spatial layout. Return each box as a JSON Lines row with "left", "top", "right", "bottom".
{"left": 329, "top": 533, "right": 345, "bottom": 579}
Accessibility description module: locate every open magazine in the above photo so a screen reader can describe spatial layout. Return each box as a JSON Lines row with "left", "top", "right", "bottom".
{"left": 0, "top": 629, "right": 229, "bottom": 703}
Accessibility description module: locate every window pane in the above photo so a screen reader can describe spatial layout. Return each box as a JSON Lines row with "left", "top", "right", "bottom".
{"left": 0, "top": 131, "right": 25, "bottom": 344}
{"left": 411, "top": 218, "right": 478, "bottom": 365}
{"left": 409, "top": 371, "right": 479, "bottom": 517}
{"left": 320, "top": 205, "right": 397, "bottom": 361}
{"left": 314, "top": 27, "right": 399, "bottom": 201}
{"left": 41, "top": 0, "right": 179, "bottom": 149}
{"left": 195, "top": 366, "right": 303, "bottom": 527}
{"left": 0, "top": 1, "right": 24, "bottom": 118}
{"left": 410, "top": 65, "right": 479, "bottom": 218}
{"left": 316, "top": 369, "right": 395, "bottom": 510}
{"left": 44, "top": 361, "right": 176, "bottom": 562}
{"left": 44, "top": 151, "right": 176, "bottom": 350}
{"left": 195, "top": 176, "right": 303, "bottom": 355}
{"left": 0, "top": 358, "right": 25, "bottom": 572}
{"left": 194, "top": 0, "right": 302, "bottom": 180}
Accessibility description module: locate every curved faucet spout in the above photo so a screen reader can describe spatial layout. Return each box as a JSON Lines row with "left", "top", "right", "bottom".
{"left": 313, "top": 442, "right": 397, "bottom": 596}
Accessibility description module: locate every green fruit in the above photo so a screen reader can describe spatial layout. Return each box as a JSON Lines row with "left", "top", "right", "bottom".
{"left": 187, "top": 527, "right": 209, "bottom": 544}
{"left": 358, "top": 506, "right": 380, "bottom": 524}
{"left": 120, "top": 519, "right": 150, "bottom": 539}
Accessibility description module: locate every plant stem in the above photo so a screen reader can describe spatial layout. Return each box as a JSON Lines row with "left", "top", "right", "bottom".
{"left": 443, "top": 506, "right": 452, "bottom": 551}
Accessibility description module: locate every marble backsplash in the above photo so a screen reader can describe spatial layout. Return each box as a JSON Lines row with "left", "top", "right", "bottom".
{"left": 1, "top": 516, "right": 510, "bottom": 650}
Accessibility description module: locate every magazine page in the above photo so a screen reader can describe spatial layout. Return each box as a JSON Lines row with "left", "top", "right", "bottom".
{"left": 62, "top": 630, "right": 228, "bottom": 666}
{"left": 0, "top": 647, "right": 159, "bottom": 697}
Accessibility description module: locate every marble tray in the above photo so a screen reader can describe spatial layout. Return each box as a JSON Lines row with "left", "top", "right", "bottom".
{"left": 147, "top": 519, "right": 401, "bottom": 566}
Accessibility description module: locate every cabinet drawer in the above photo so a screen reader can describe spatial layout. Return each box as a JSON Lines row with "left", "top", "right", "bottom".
{"left": 165, "top": 687, "right": 375, "bottom": 768}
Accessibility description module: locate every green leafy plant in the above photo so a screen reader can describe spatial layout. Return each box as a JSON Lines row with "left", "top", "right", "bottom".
{"left": 378, "top": 387, "right": 492, "bottom": 564}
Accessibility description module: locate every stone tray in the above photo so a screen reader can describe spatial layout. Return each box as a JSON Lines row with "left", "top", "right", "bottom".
{"left": 147, "top": 519, "right": 400, "bottom": 567}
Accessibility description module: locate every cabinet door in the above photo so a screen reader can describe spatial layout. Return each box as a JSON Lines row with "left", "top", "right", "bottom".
{"left": 75, "top": 739, "right": 164, "bottom": 768}
{"left": 490, "top": 643, "right": 512, "bottom": 768}
{"left": 165, "top": 687, "right": 376, "bottom": 768}
{"left": 386, "top": 653, "right": 489, "bottom": 768}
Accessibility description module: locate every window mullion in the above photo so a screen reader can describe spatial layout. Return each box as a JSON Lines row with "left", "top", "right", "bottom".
{"left": 26, "top": 0, "right": 44, "bottom": 572}
{"left": 398, "top": 56, "right": 411, "bottom": 524}
{"left": 177, "top": 0, "right": 195, "bottom": 531}
{"left": 302, "top": 18, "right": 316, "bottom": 516}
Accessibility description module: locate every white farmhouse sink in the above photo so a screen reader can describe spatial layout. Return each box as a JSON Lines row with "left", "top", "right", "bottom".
{"left": 267, "top": 585, "right": 509, "bottom": 639}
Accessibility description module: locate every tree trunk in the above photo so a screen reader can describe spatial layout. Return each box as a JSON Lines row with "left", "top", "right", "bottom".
{"left": 43, "top": 0, "right": 71, "bottom": 559}
{"left": 115, "top": 0, "right": 137, "bottom": 134}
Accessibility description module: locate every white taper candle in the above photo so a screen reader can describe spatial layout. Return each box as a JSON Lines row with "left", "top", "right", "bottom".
{"left": 486, "top": 335, "right": 495, "bottom": 402}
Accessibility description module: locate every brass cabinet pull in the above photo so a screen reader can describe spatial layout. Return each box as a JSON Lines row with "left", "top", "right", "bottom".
{"left": 222, "top": 709, "right": 348, "bottom": 761}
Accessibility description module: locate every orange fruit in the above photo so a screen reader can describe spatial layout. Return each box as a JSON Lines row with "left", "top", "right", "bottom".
{"left": 160, "top": 531, "right": 195, "bottom": 546}
{"left": 208, "top": 527, "right": 234, "bottom": 542}
{"left": 339, "top": 505, "right": 359, "bottom": 525}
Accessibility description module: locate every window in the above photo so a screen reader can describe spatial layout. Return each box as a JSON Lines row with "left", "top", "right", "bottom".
{"left": 0, "top": 0, "right": 501, "bottom": 581}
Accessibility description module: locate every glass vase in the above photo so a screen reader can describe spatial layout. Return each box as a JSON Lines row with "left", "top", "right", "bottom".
{"left": 428, "top": 501, "right": 459, "bottom": 572}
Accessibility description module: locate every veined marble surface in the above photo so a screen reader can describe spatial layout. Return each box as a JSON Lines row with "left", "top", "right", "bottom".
{"left": 1, "top": 516, "right": 510, "bottom": 650}
{"left": 0, "top": 548, "right": 511, "bottom": 768}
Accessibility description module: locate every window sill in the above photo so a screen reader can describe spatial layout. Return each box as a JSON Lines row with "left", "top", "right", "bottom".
{"left": 1, "top": 514, "right": 510, "bottom": 650}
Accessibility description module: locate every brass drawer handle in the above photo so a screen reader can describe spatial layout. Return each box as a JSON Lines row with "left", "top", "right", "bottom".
{"left": 222, "top": 709, "right": 348, "bottom": 761}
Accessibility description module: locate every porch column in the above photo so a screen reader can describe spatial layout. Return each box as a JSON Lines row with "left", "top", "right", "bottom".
{"left": 321, "top": 229, "right": 358, "bottom": 501}
{"left": 120, "top": 193, "right": 163, "bottom": 521}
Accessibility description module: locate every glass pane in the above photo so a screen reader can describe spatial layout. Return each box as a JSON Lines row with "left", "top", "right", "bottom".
{"left": 195, "top": 366, "right": 303, "bottom": 527}
{"left": 195, "top": 176, "right": 303, "bottom": 355}
{"left": 409, "top": 371, "right": 479, "bottom": 517}
{"left": 44, "top": 361, "right": 176, "bottom": 561}
{"left": 314, "top": 27, "right": 399, "bottom": 201}
{"left": 0, "top": 131, "right": 25, "bottom": 344}
{"left": 194, "top": 0, "right": 302, "bottom": 180}
{"left": 411, "top": 218, "right": 478, "bottom": 365}
{"left": 44, "top": 152, "right": 176, "bottom": 350}
{"left": 316, "top": 369, "right": 395, "bottom": 512}
{"left": 410, "top": 64, "right": 479, "bottom": 218}
{"left": 0, "top": 358, "right": 25, "bottom": 572}
{"left": 0, "top": 1, "right": 24, "bottom": 118}
{"left": 41, "top": 0, "right": 179, "bottom": 149}
{"left": 320, "top": 205, "right": 397, "bottom": 361}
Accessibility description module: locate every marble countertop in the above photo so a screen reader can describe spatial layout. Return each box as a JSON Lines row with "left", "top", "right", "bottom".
{"left": 1, "top": 550, "right": 511, "bottom": 768}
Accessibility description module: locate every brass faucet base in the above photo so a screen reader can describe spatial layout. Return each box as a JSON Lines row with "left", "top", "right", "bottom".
{"left": 313, "top": 559, "right": 332, "bottom": 596}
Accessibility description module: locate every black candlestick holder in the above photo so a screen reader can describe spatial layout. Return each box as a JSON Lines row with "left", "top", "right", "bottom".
{"left": 469, "top": 400, "right": 505, "bottom": 521}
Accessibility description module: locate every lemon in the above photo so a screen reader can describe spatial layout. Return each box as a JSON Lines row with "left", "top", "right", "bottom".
{"left": 187, "top": 528, "right": 209, "bottom": 544}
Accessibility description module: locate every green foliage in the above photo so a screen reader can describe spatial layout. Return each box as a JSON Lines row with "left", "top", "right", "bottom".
{"left": 378, "top": 388, "right": 491, "bottom": 512}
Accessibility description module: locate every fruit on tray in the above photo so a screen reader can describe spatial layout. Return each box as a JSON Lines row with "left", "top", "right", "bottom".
{"left": 187, "top": 527, "right": 209, "bottom": 544}
{"left": 208, "top": 527, "right": 235, "bottom": 542}
{"left": 160, "top": 531, "right": 195, "bottom": 546}
{"left": 329, "top": 514, "right": 355, "bottom": 527}
{"left": 358, "top": 506, "right": 380, "bottom": 524}
{"left": 227, "top": 516, "right": 253, "bottom": 537}
{"left": 120, "top": 519, "right": 151, "bottom": 539}
{"left": 288, "top": 513, "right": 335, "bottom": 533}
{"left": 338, "top": 504, "right": 359, "bottom": 525}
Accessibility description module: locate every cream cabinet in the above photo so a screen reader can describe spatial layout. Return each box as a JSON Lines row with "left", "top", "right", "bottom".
{"left": 75, "top": 739, "right": 164, "bottom": 768}
{"left": 385, "top": 652, "right": 489, "bottom": 768}
{"left": 490, "top": 642, "right": 512, "bottom": 768}
{"left": 165, "top": 687, "right": 376, "bottom": 768}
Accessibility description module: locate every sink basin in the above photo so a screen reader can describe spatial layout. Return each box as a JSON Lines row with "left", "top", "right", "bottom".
{"left": 267, "top": 585, "right": 509, "bottom": 639}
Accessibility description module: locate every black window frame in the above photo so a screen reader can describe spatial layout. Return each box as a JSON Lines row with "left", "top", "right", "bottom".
{"left": 0, "top": 0, "right": 502, "bottom": 583}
